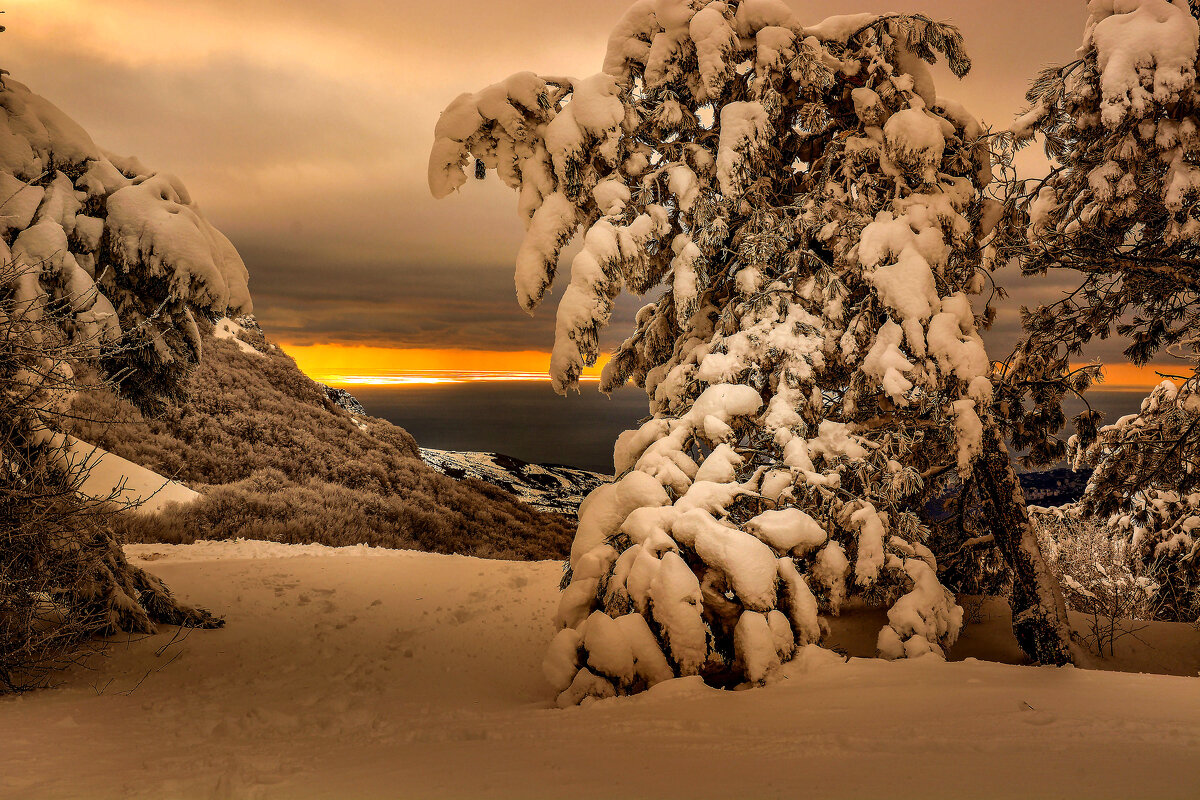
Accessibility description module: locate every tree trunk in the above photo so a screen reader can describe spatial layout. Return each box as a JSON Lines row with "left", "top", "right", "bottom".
{"left": 973, "top": 416, "right": 1074, "bottom": 665}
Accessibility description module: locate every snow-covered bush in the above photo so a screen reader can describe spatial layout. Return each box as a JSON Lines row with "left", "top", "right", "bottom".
{"left": 0, "top": 77, "right": 250, "bottom": 411}
{"left": 0, "top": 261, "right": 221, "bottom": 691}
{"left": 1069, "top": 379, "right": 1200, "bottom": 621}
{"left": 1031, "top": 505, "right": 1159, "bottom": 654}
{"left": 431, "top": 0, "right": 1076, "bottom": 700}
{"left": 1, "top": 72, "right": 250, "bottom": 689}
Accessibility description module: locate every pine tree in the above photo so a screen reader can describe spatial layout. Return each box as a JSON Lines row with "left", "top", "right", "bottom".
{"left": 1, "top": 73, "right": 249, "bottom": 690}
{"left": 992, "top": 0, "right": 1200, "bottom": 622}
{"left": 430, "top": 0, "right": 1072, "bottom": 702}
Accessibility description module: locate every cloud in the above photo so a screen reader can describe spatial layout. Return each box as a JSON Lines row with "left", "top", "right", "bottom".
{"left": 3, "top": 0, "right": 1100, "bottom": 364}
{"left": 250, "top": 266, "right": 648, "bottom": 353}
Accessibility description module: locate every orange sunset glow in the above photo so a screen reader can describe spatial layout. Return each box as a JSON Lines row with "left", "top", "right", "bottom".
{"left": 283, "top": 342, "right": 1184, "bottom": 393}
{"left": 1080, "top": 362, "right": 1190, "bottom": 392}
{"left": 285, "top": 344, "right": 608, "bottom": 386}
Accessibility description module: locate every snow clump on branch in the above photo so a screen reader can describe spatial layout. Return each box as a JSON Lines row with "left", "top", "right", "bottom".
{"left": 0, "top": 78, "right": 250, "bottom": 409}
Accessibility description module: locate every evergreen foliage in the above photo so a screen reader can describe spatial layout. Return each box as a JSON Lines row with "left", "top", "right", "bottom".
{"left": 431, "top": 0, "right": 1073, "bottom": 701}
{"left": 993, "top": 0, "right": 1200, "bottom": 621}
{"left": 1, "top": 262, "right": 220, "bottom": 692}
{"left": 0, "top": 74, "right": 247, "bottom": 690}
{"left": 1071, "top": 378, "right": 1200, "bottom": 621}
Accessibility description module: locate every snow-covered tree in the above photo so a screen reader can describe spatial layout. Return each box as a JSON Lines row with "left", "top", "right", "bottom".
{"left": 430, "top": 0, "right": 1073, "bottom": 702}
{"left": 1069, "top": 378, "right": 1200, "bottom": 621}
{"left": 1, "top": 73, "right": 249, "bottom": 689}
{"left": 992, "top": 1, "right": 1200, "bottom": 621}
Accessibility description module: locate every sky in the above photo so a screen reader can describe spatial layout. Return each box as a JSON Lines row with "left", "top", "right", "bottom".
{"left": 4, "top": 0, "right": 1172, "bottom": 389}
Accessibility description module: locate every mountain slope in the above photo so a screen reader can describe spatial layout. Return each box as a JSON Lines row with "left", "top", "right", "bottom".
{"left": 65, "top": 317, "right": 576, "bottom": 560}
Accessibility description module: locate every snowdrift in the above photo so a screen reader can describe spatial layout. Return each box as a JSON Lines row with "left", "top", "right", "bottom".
{"left": 2, "top": 540, "right": 1197, "bottom": 799}
{"left": 65, "top": 435, "right": 199, "bottom": 514}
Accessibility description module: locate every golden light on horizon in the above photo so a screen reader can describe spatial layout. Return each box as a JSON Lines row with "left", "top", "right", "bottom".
{"left": 283, "top": 342, "right": 1189, "bottom": 395}
{"left": 284, "top": 342, "right": 1190, "bottom": 395}
{"left": 284, "top": 343, "right": 608, "bottom": 386}
{"left": 1079, "top": 362, "right": 1189, "bottom": 392}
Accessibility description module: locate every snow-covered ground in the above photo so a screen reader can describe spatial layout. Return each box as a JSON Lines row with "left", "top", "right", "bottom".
{"left": 66, "top": 436, "right": 199, "bottom": 514}
{"left": 211, "top": 317, "right": 264, "bottom": 358}
{"left": 2, "top": 540, "right": 1199, "bottom": 800}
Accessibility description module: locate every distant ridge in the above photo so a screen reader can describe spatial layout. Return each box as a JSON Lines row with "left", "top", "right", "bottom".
{"left": 421, "top": 449, "right": 609, "bottom": 516}
{"left": 301, "top": 380, "right": 1091, "bottom": 521}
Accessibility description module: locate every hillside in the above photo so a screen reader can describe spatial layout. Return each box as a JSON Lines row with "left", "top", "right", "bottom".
{"left": 0, "top": 72, "right": 572, "bottom": 563}
{"left": 3, "top": 539, "right": 1198, "bottom": 800}
{"left": 65, "top": 317, "right": 576, "bottom": 561}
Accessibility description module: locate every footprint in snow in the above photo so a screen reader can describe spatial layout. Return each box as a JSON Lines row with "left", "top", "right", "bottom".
{"left": 448, "top": 607, "right": 476, "bottom": 624}
{"left": 1021, "top": 703, "right": 1057, "bottom": 725}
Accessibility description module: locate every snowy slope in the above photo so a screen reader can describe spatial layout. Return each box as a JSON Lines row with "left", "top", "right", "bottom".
{"left": 421, "top": 448, "right": 609, "bottom": 515}
{"left": 211, "top": 317, "right": 263, "bottom": 358}
{"left": 2, "top": 540, "right": 1198, "bottom": 800}
{"left": 64, "top": 435, "right": 199, "bottom": 514}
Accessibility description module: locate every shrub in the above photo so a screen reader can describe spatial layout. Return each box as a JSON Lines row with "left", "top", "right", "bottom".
{"left": 1031, "top": 507, "right": 1158, "bottom": 655}
{"left": 70, "top": 328, "right": 577, "bottom": 561}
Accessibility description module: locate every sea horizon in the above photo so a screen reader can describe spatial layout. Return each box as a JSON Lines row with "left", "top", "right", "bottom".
{"left": 340, "top": 378, "right": 1154, "bottom": 476}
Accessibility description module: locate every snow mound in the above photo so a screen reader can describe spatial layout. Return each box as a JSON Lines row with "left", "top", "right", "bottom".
{"left": 60, "top": 435, "right": 198, "bottom": 514}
